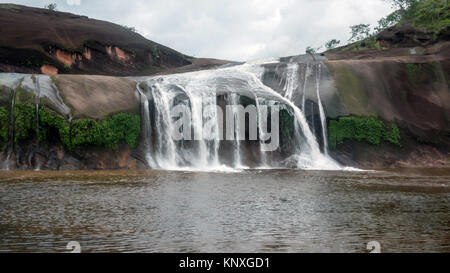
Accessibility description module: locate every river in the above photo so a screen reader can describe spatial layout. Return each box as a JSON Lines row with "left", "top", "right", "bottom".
{"left": 0, "top": 168, "right": 448, "bottom": 253}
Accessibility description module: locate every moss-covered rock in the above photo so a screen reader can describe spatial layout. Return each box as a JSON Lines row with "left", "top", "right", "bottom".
{"left": 0, "top": 106, "right": 8, "bottom": 142}
{"left": 325, "top": 62, "right": 369, "bottom": 116}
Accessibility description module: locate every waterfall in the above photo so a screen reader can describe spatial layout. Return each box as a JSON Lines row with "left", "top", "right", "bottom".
{"left": 301, "top": 63, "right": 311, "bottom": 112}
{"left": 226, "top": 93, "right": 244, "bottom": 168}
{"left": 130, "top": 57, "right": 340, "bottom": 171}
{"left": 283, "top": 63, "right": 299, "bottom": 101}
{"left": 136, "top": 83, "right": 155, "bottom": 168}
{"left": 254, "top": 96, "right": 268, "bottom": 167}
{"left": 315, "top": 63, "right": 329, "bottom": 155}
{"left": 150, "top": 82, "right": 179, "bottom": 169}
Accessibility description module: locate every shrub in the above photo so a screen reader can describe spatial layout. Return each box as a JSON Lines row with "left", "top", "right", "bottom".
{"left": 38, "top": 107, "right": 71, "bottom": 148}
{"left": 38, "top": 107, "right": 140, "bottom": 151}
{"left": 329, "top": 116, "right": 401, "bottom": 149}
{"left": 99, "top": 113, "right": 140, "bottom": 149}
{"left": 0, "top": 107, "right": 9, "bottom": 142}
{"left": 14, "top": 103, "right": 36, "bottom": 143}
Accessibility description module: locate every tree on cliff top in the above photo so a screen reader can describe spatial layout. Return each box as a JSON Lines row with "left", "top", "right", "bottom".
{"left": 45, "top": 3, "right": 57, "bottom": 11}
{"left": 348, "top": 24, "right": 371, "bottom": 42}
{"left": 325, "top": 39, "right": 341, "bottom": 50}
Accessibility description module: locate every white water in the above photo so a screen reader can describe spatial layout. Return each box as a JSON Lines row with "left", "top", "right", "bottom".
{"left": 283, "top": 63, "right": 299, "bottom": 101}
{"left": 301, "top": 63, "right": 312, "bottom": 112}
{"left": 226, "top": 93, "right": 245, "bottom": 168}
{"left": 315, "top": 63, "right": 329, "bottom": 156}
{"left": 136, "top": 83, "right": 155, "bottom": 168}
{"left": 134, "top": 58, "right": 340, "bottom": 171}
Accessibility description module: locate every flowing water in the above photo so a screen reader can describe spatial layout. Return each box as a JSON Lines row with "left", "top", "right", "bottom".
{"left": 133, "top": 57, "right": 339, "bottom": 171}
{"left": 0, "top": 169, "right": 448, "bottom": 253}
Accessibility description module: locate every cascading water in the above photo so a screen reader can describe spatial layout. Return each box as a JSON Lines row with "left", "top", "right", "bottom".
{"left": 283, "top": 63, "right": 299, "bottom": 101}
{"left": 133, "top": 56, "right": 340, "bottom": 171}
{"left": 315, "top": 63, "right": 329, "bottom": 155}
{"left": 226, "top": 93, "right": 245, "bottom": 168}
{"left": 301, "top": 63, "right": 311, "bottom": 112}
{"left": 136, "top": 83, "right": 155, "bottom": 168}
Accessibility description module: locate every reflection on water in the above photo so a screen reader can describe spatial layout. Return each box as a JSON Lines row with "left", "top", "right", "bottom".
{"left": 0, "top": 169, "right": 449, "bottom": 253}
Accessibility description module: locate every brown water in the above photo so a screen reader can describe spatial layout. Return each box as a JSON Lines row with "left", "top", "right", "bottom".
{"left": 0, "top": 169, "right": 449, "bottom": 253}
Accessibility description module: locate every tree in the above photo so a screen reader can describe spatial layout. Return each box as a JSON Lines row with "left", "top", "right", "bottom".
{"left": 325, "top": 39, "right": 341, "bottom": 50}
{"left": 374, "top": 10, "right": 402, "bottom": 34}
{"left": 121, "top": 25, "right": 137, "bottom": 32}
{"left": 348, "top": 24, "right": 371, "bottom": 42}
{"left": 306, "top": 46, "right": 322, "bottom": 55}
{"left": 45, "top": 3, "right": 57, "bottom": 11}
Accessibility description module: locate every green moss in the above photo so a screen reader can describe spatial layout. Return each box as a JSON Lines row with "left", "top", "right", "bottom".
{"left": 14, "top": 85, "right": 35, "bottom": 104}
{"left": 326, "top": 63, "right": 368, "bottom": 115}
{"left": 0, "top": 107, "right": 9, "bottom": 142}
{"left": 14, "top": 103, "right": 36, "bottom": 143}
{"left": 329, "top": 116, "right": 401, "bottom": 149}
{"left": 0, "top": 4, "right": 21, "bottom": 10}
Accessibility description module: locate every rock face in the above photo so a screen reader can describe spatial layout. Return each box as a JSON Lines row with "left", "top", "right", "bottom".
{"left": 322, "top": 36, "right": 450, "bottom": 168}
{"left": 0, "top": 74, "right": 144, "bottom": 170}
{"left": 0, "top": 4, "right": 193, "bottom": 76}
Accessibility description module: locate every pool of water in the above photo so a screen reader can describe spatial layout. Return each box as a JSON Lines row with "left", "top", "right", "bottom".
{"left": 0, "top": 168, "right": 448, "bottom": 253}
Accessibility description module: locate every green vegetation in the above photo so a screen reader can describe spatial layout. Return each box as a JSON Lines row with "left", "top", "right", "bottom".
{"left": 325, "top": 39, "right": 341, "bottom": 50}
{"left": 14, "top": 103, "right": 36, "bottom": 143}
{"left": 306, "top": 46, "right": 322, "bottom": 55}
{"left": 71, "top": 113, "right": 140, "bottom": 150}
{"left": 121, "top": 25, "right": 137, "bottom": 33}
{"left": 329, "top": 116, "right": 402, "bottom": 149}
{"left": 10, "top": 102, "right": 140, "bottom": 151}
{"left": 0, "top": 4, "right": 21, "bottom": 10}
{"left": 326, "top": 0, "right": 450, "bottom": 52}
{"left": 44, "top": 3, "right": 57, "bottom": 11}
{"left": 152, "top": 45, "right": 161, "bottom": 60}
{"left": 38, "top": 107, "right": 71, "bottom": 147}
{"left": 326, "top": 63, "right": 369, "bottom": 115}
{"left": 0, "top": 107, "right": 9, "bottom": 142}
{"left": 391, "top": 0, "right": 450, "bottom": 35}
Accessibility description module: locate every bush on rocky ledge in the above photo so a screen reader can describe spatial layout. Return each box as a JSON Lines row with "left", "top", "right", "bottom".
{"left": 15, "top": 104, "right": 140, "bottom": 151}
{"left": 329, "top": 116, "right": 401, "bottom": 149}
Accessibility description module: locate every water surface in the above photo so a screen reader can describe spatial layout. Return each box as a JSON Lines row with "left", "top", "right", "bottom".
{"left": 0, "top": 169, "right": 448, "bottom": 253}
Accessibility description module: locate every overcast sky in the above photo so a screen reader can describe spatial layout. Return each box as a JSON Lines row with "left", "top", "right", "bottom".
{"left": 2, "top": 0, "right": 394, "bottom": 61}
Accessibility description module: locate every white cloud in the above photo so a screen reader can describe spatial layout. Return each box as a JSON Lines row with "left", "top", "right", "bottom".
{"left": 66, "top": 0, "right": 81, "bottom": 6}
{"left": 1, "top": 0, "right": 394, "bottom": 61}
